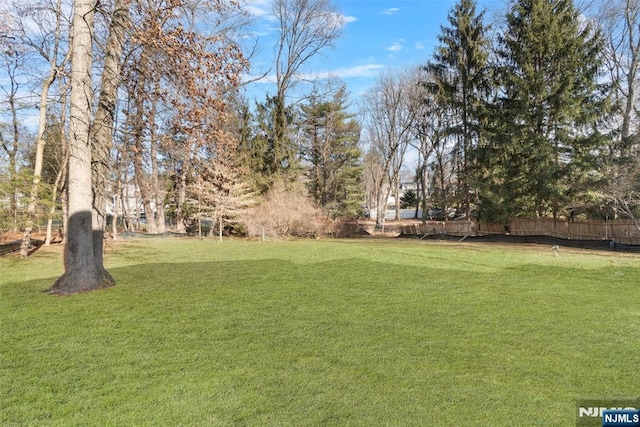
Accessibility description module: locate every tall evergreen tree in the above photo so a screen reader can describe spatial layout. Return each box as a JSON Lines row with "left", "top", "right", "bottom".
{"left": 237, "top": 95, "right": 297, "bottom": 193}
{"left": 427, "top": 0, "right": 491, "bottom": 219}
{"left": 488, "top": 0, "right": 609, "bottom": 220}
{"left": 300, "top": 83, "right": 363, "bottom": 218}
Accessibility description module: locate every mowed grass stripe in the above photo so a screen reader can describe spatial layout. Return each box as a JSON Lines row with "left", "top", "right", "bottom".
{"left": 1, "top": 239, "right": 638, "bottom": 426}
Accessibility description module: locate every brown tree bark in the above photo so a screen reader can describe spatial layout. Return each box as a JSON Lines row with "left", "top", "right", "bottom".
{"left": 91, "top": 0, "right": 130, "bottom": 276}
{"left": 50, "top": 0, "right": 110, "bottom": 294}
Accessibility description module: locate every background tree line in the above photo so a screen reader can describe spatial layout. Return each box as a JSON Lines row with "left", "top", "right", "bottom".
{"left": 362, "top": 0, "right": 639, "bottom": 230}
{"left": 0, "top": 0, "right": 363, "bottom": 249}
{"left": 1, "top": 0, "right": 640, "bottom": 258}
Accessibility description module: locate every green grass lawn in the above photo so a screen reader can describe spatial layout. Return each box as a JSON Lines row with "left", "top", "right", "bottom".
{"left": 1, "top": 238, "right": 639, "bottom": 426}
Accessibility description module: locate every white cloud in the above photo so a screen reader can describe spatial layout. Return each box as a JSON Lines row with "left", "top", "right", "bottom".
{"left": 414, "top": 42, "right": 425, "bottom": 50}
{"left": 244, "top": 2, "right": 357, "bottom": 26}
{"left": 246, "top": 63, "right": 385, "bottom": 84}
{"left": 380, "top": 8, "right": 400, "bottom": 16}
{"left": 244, "top": 0, "right": 272, "bottom": 18}
{"left": 386, "top": 40, "right": 404, "bottom": 52}
{"left": 342, "top": 15, "right": 358, "bottom": 24}
{"left": 320, "top": 64, "right": 385, "bottom": 79}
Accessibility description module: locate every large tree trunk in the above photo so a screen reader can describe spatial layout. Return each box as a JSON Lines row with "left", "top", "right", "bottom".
{"left": 91, "top": 0, "right": 129, "bottom": 277}
{"left": 50, "top": 0, "right": 112, "bottom": 294}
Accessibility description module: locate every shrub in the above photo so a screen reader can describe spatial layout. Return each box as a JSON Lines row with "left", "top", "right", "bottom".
{"left": 242, "top": 179, "right": 328, "bottom": 239}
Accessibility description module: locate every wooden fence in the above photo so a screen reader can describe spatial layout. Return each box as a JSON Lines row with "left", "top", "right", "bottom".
{"left": 401, "top": 218, "right": 640, "bottom": 245}
{"left": 401, "top": 221, "right": 475, "bottom": 236}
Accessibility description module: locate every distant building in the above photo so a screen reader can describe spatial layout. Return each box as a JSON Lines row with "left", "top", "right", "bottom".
{"left": 400, "top": 181, "right": 418, "bottom": 191}
{"left": 107, "top": 183, "right": 156, "bottom": 219}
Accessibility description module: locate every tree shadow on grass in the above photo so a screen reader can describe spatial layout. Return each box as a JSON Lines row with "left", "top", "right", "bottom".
{"left": 2, "top": 254, "right": 637, "bottom": 297}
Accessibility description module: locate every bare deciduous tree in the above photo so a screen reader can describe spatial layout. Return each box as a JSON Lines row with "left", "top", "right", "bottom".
{"left": 599, "top": 0, "right": 640, "bottom": 143}
{"left": 362, "top": 70, "right": 418, "bottom": 229}
{"left": 119, "top": 0, "right": 247, "bottom": 234}
{"left": 410, "top": 69, "right": 449, "bottom": 223}
{"left": 0, "top": 27, "right": 27, "bottom": 233}
{"left": 596, "top": 0, "right": 640, "bottom": 225}
{"left": 270, "top": 0, "right": 343, "bottom": 176}
{"left": 17, "top": 0, "right": 72, "bottom": 256}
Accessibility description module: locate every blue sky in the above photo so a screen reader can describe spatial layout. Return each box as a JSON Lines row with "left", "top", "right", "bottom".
{"left": 244, "top": 0, "right": 505, "bottom": 102}
{"left": 0, "top": 0, "right": 505, "bottom": 131}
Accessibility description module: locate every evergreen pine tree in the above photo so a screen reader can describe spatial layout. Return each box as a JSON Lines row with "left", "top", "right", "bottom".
{"left": 237, "top": 96, "right": 297, "bottom": 193}
{"left": 489, "top": 0, "right": 609, "bottom": 219}
{"left": 427, "top": 0, "right": 491, "bottom": 218}
{"left": 300, "top": 84, "right": 363, "bottom": 218}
